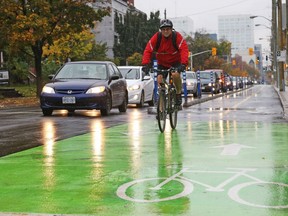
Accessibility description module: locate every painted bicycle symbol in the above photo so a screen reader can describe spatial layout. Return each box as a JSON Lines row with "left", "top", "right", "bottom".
{"left": 117, "top": 168, "right": 288, "bottom": 209}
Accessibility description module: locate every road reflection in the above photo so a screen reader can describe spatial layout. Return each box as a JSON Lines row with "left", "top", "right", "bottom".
{"left": 42, "top": 120, "right": 56, "bottom": 189}
{"left": 128, "top": 109, "right": 142, "bottom": 173}
{"left": 90, "top": 120, "right": 105, "bottom": 164}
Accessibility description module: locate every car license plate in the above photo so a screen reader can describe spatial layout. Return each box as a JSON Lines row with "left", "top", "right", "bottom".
{"left": 62, "top": 96, "right": 76, "bottom": 104}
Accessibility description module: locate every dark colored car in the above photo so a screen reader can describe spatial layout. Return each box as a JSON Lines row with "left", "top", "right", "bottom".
{"left": 40, "top": 61, "right": 128, "bottom": 116}
{"left": 199, "top": 70, "right": 221, "bottom": 94}
{"left": 225, "top": 74, "right": 234, "bottom": 91}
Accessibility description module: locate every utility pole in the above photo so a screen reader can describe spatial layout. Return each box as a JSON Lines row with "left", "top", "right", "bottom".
{"left": 286, "top": 0, "right": 288, "bottom": 90}
{"left": 278, "top": 0, "right": 285, "bottom": 91}
{"left": 272, "top": 0, "right": 279, "bottom": 88}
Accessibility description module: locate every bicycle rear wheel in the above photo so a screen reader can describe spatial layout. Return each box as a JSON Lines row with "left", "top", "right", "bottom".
{"left": 169, "top": 88, "right": 178, "bottom": 129}
{"left": 157, "top": 90, "right": 167, "bottom": 133}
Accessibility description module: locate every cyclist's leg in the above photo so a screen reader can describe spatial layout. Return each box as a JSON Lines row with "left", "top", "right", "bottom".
{"left": 171, "top": 63, "right": 183, "bottom": 106}
{"left": 157, "top": 65, "right": 168, "bottom": 87}
{"left": 171, "top": 63, "right": 183, "bottom": 94}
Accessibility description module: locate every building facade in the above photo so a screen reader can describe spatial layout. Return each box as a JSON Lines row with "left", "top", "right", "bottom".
{"left": 169, "top": 16, "right": 194, "bottom": 37}
{"left": 92, "top": 0, "right": 135, "bottom": 58}
{"left": 218, "top": 14, "right": 254, "bottom": 58}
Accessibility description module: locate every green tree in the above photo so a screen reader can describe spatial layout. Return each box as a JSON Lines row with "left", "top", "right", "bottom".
{"left": 114, "top": 9, "right": 160, "bottom": 65}
{"left": 127, "top": 52, "right": 143, "bottom": 66}
{"left": 187, "top": 31, "right": 217, "bottom": 71}
{"left": 204, "top": 56, "right": 225, "bottom": 69}
{"left": 0, "top": 0, "right": 109, "bottom": 96}
{"left": 42, "top": 30, "right": 95, "bottom": 62}
{"left": 85, "top": 43, "right": 110, "bottom": 61}
{"left": 217, "top": 39, "right": 232, "bottom": 62}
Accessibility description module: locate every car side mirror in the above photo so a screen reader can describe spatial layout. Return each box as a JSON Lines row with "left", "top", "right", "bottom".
{"left": 143, "top": 75, "right": 151, "bottom": 81}
{"left": 48, "top": 74, "right": 55, "bottom": 80}
{"left": 110, "top": 74, "right": 119, "bottom": 80}
{"left": 108, "top": 74, "right": 119, "bottom": 84}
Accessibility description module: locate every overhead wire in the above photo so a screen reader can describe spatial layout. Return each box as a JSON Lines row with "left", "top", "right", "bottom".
{"left": 184, "top": 0, "right": 253, "bottom": 16}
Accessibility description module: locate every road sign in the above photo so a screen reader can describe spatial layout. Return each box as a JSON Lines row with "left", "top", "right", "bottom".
{"left": 277, "top": 50, "right": 286, "bottom": 62}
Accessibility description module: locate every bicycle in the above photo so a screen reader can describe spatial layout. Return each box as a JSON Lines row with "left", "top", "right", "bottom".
{"left": 116, "top": 167, "right": 288, "bottom": 208}
{"left": 155, "top": 68, "right": 179, "bottom": 133}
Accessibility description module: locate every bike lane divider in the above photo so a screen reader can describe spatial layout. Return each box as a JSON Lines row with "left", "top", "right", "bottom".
{"left": 0, "top": 121, "right": 287, "bottom": 215}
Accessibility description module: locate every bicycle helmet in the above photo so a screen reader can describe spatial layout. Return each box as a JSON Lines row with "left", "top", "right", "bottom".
{"left": 160, "top": 19, "right": 173, "bottom": 29}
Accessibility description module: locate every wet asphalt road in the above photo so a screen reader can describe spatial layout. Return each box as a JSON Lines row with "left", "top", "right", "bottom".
{"left": 1, "top": 85, "right": 288, "bottom": 216}
{"left": 0, "top": 85, "right": 286, "bottom": 157}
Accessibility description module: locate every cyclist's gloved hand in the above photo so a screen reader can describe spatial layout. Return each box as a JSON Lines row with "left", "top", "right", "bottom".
{"left": 177, "top": 64, "right": 186, "bottom": 72}
{"left": 142, "top": 65, "right": 150, "bottom": 75}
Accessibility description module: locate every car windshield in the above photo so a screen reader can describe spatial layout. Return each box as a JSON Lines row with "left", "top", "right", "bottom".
{"left": 200, "top": 72, "right": 213, "bottom": 79}
{"left": 54, "top": 63, "right": 107, "bottom": 80}
{"left": 186, "top": 73, "right": 195, "bottom": 79}
{"left": 119, "top": 68, "right": 140, "bottom": 80}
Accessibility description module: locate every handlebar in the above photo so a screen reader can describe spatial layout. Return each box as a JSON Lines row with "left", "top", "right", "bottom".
{"left": 155, "top": 67, "right": 177, "bottom": 76}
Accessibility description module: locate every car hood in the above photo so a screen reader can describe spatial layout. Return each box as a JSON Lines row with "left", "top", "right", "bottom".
{"left": 125, "top": 79, "right": 142, "bottom": 87}
{"left": 185, "top": 79, "right": 197, "bottom": 82}
{"left": 46, "top": 79, "right": 106, "bottom": 90}
{"left": 200, "top": 78, "right": 212, "bottom": 84}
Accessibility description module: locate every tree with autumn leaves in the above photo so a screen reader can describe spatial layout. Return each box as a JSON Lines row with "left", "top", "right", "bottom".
{"left": 0, "top": 0, "right": 109, "bottom": 96}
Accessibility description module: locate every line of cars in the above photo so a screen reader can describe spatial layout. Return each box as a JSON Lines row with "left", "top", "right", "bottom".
{"left": 182, "top": 69, "right": 252, "bottom": 95}
{"left": 40, "top": 62, "right": 252, "bottom": 117}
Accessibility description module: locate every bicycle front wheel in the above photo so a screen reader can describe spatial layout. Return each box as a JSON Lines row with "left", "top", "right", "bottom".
{"left": 169, "top": 88, "right": 178, "bottom": 129}
{"left": 157, "top": 90, "right": 167, "bottom": 133}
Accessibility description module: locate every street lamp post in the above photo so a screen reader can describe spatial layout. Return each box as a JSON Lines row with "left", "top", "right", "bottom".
{"left": 250, "top": 14, "right": 278, "bottom": 88}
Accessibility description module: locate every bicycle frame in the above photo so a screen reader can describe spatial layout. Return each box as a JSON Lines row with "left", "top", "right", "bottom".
{"left": 155, "top": 68, "right": 178, "bottom": 132}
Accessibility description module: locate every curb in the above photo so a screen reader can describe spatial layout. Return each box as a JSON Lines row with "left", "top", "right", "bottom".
{"left": 183, "top": 88, "right": 245, "bottom": 107}
{"left": 273, "top": 86, "right": 288, "bottom": 119}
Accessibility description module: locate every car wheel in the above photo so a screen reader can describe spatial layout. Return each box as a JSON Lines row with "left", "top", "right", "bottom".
{"left": 148, "top": 93, "right": 155, "bottom": 106}
{"left": 193, "top": 89, "right": 198, "bottom": 98}
{"left": 119, "top": 93, "right": 128, "bottom": 112}
{"left": 42, "top": 108, "right": 53, "bottom": 116}
{"left": 137, "top": 92, "right": 145, "bottom": 108}
{"left": 100, "top": 93, "right": 111, "bottom": 116}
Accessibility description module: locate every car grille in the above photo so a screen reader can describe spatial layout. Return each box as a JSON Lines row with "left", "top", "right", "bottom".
{"left": 55, "top": 89, "right": 85, "bottom": 95}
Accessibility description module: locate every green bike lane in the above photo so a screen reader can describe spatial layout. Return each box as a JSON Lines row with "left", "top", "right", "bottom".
{"left": 0, "top": 119, "right": 288, "bottom": 216}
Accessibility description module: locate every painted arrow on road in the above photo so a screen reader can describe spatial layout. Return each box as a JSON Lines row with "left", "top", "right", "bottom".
{"left": 211, "top": 143, "right": 255, "bottom": 156}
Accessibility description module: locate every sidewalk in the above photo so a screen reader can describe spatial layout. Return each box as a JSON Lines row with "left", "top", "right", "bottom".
{"left": 274, "top": 86, "right": 288, "bottom": 119}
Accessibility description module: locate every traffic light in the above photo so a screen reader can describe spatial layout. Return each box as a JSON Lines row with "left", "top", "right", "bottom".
{"left": 232, "top": 59, "right": 236, "bottom": 66}
{"left": 256, "top": 56, "right": 259, "bottom": 65}
{"left": 248, "top": 48, "right": 254, "bottom": 55}
{"left": 212, "top": 47, "right": 217, "bottom": 56}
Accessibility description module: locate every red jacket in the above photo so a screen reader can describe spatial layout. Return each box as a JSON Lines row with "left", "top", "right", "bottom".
{"left": 142, "top": 31, "right": 189, "bottom": 68}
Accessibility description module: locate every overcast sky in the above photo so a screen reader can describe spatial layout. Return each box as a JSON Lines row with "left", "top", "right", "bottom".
{"left": 134, "top": 0, "right": 272, "bottom": 52}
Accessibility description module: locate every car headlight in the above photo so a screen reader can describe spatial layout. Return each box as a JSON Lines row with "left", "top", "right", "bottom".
{"left": 86, "top": 86, "right": 105, "bottom": 94}
{"left": 128, "top": 84, "right": 140, "bottom": 91}
{"left": 42, "top": 86, "right": 55, "bottom": 94}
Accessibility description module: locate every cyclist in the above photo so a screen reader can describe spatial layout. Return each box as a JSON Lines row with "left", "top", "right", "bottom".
{"left": 142, "top": 19, "right": 189, "bottom": 106}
